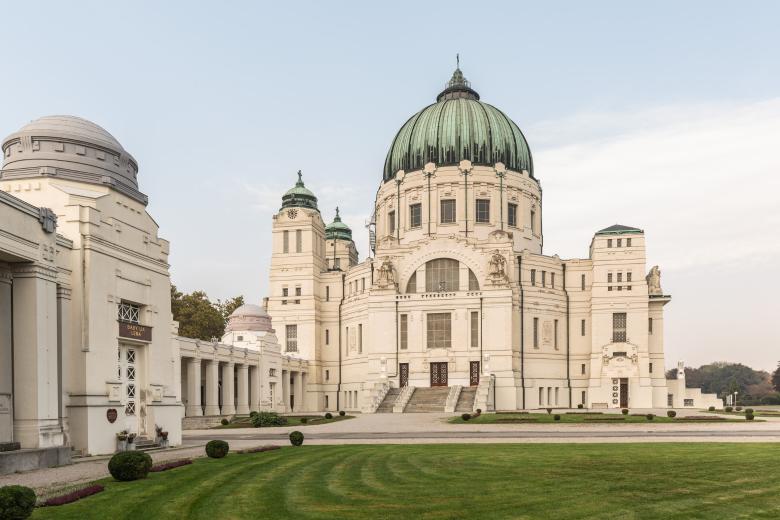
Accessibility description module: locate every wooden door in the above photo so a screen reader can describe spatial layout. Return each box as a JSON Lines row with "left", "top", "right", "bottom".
{"left": 620, "top": 378, "right": 629, "bottom": 408}
{"left": 470, "top": 361, "right": 480, "bottom": 386}
{"left": 399, "top": 363, "right": 409, "bottom": 387}
{"left": 430, "top": 362, "right": 448, "bottom": 387}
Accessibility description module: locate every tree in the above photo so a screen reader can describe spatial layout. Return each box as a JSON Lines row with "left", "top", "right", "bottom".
{"left": 216, "top": 295, "right": 245, "bottom": 323}
{"left": 171, "top": 285, "right": 226, "bottom": 341}
{"left": 773, "top": 364, "right": 780, "bottom": 393}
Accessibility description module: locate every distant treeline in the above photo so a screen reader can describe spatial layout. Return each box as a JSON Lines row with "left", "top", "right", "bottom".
{"left": 667, "top": 362, "right": 780, "bottom": 405}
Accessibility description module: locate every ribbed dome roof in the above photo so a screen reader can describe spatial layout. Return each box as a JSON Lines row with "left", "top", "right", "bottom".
{"left": 281, "top": 170, "right": 319, "bottom": 211}
{"left": 16, "top": 115, "right": 124, "bottom": 152}
{"left": 383, "top": 67, "right": 533, "bottom": 182}
{"left": 325, "top": 207, "right": 352, "bottom": 241}
{"left": 225, "top": 304, "right": 273, "bottom": 333}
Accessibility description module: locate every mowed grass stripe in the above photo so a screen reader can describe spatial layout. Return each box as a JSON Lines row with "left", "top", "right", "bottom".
{"left": 33, "top": 444, "right": 780, "bottom": 520}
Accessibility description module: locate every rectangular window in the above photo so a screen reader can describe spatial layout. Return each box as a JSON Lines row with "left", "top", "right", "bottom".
{"left": 684, "top": 398, "right": 694, "bottom": 407}
{"left": 325, "top": 329, "right": 330, "bottom": 345}
{"left": 285, "top": 324, "right": 298, "bottom": 352}
{"left": 295, "top": 229, "right": 302, "bottom": 253}
{"left": 581, "top": 274, "right": 586, "bottom": 291}
{"left": 508, "top": 203, "right": 518, "bottom": 227}
{"left": 358, "top": 324, "right": 363, "bottom": 354}
{"left": 581, "top": 363, "right": 586, "bottom": 375}
{"left": 118, "top": 302, "right": 140, "bottom": 323}
{"left": 607, "top": 273, "right": 613, "bottom": 283}
{"left": 400, "top": 314, "right": 408, "bottom": 350}
{"left": 649, "top": 362, "right": 653, "bottom": 374}
{"left": 617, "top": 238, "right": 622, "bottom": 247}
{"left": 475, "top": 199, "right": 490, "bottom": 223}
{"left": 361, "top": 278, "right": 365, "bottom": 292}
{"left": 608, "top": 286, "right": 613, "bottom": 291}
{"left": 541, "top": 271, "right": 546, "bottom": 287}
{"left": 581, "top": 319, "right": 585, "bottom": 336}
{"left": 334, "top": 258, "right": 341, "bottom": 270}
{"left": 612, "top": 312, "right": 627, "bottom": 343}
{"left": 282, "top": 287, "right": 289, "bottom": 297}
{"left": 440, "top": 199, "right": 456, "bottom": 224}
{"left": 426, "top": 313, "right": 451, "bottom": 349}
{"left": 626, "top": 272, "right": 632, "bottom": 282}
{"left": 617, "top": 285, "right": 623, "bottom": 291}
{"left": 531, "top": 269, "right": 536, "bottom": 286}
{"left": 530, "top": 210, "right": 536, "bottom": 234}
{"left": 648, "top": 317, "right": 653, "bottom": 334}
{"left": 617, "top": 272, "right": 623, "bottom": 283}
{"left": 409, "top": 203, "right": 422, "bottom": 229}
{"left": 607, "top": 239, "right": 612, "bottom": 248}
{"left": 283, "top": 230, "right": 289, "bottom": 253}
{"left": 551, "top": 272, "right": 555, "bottom": 289}
{"left": 627, "top": 238, "right": 632, "bottom": 247}
{"left": 388, "top": 210, "right": 396, "bottom": 235}
{"left": 295, "top": 286, "right": 301, "bottom": 296}
{"left": 325, "top": 369, "right": 330, "bottom": 381}
{"left": 582, "top": 390, "right": 586, "bottom": 405}
{"left": 470, "top": 311, "right": 479, "bottom": 348}
{"left": 554, "top": 319, "right": 559, "bottom": 350}
{"left": 533, "top": 317, "right": 539, "bottom": 348}
{"left": 326, "top": 286, "right": 330, "bottom": 301}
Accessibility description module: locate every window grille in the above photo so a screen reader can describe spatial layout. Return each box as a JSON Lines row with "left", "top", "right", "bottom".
{"left": 426, "top": 259, "right": 459, "bottom": 292}
{"left": 285, "top": 324, "right": 298, "bottom": 352}
{"left": 409, "top": 203, "right": 422, "bottom": 228}
{"left": 612, "top": 313, "right": 627, "bottom": 343}
{"left": 118, "top": 302, "right": 140, "bottom": 323}
{"left": 475, "top": 199, "right": 490, "bottom": 223}
{"left": 400, "top": 314, "right": 408, "bottom": 350}
{"left": 468, "top": 269, "right": 479, "bottom": 290}
{"left": 470, "top": 311, "right": 479, "bottom": 348}
{"left": 508, "top": 203, "right": 518, "bottom": 227}
{"left": 607, "top": 273, "right": 613, "bottom": 283}
{"left": 426, "top": 313, "right": 451, "bottom": 349}
{"left": 440, "top": 199, "right": 456, "bottom": 224}
{"left": 406, "top": 272, "right": 417, "bottom": 294}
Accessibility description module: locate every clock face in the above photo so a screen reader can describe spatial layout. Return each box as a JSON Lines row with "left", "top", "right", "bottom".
{"left": 287, "top": 209, "right": 298, "bottom": 220}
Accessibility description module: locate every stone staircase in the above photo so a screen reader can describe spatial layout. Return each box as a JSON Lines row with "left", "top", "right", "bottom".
{"left": 403, "top": 386, "right": 450, "bottom": 413}
{"left": 376, "top": 388, "right": 401, "bottom": 413}
{"left": 133, "top": 436, "right": 162, "bottom": 452}
{"left": 455, "top": 387, "right": 477, "bottom": 412}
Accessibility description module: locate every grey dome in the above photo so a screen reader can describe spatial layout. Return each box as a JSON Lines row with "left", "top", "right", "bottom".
{"left": 225, "top": 304, "right": 273, "bottom": 333}
{"left": 1, "top": 115, "right": 147, "bottom": 205}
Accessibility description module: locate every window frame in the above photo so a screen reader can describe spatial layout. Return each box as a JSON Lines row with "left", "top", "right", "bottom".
{"left": 475, "top": 199, "right": 490, "bottom": 223}
{"left": 440, "top": 199, "right": 456, "bottom": 224}
{"left": 507, "top": 202, "right": 518, "bottom": 227}
{"left": 409, "top": 203, "right": 422, "bottom": 229}
{"left": 426, "top": 312, "right": 452, "bottom": 349}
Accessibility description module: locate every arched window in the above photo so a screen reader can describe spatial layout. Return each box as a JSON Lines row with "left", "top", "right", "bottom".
{"left": 426, "top": 258, "right": 459, "bottom": 292}
{"left": 406, "top": 272, "right": 417, "bottom": 294}
{"left": 468, "top": 269, "right": 479, "bottom": 290}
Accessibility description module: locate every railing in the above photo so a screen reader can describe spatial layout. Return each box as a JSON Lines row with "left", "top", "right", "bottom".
{"left": 444, "top": 385, "right": 462, "bottom": 413}
{"left": 363, "top": 380, "right": 392, "bottom": 413}
{"left": 393, "top": 385, "right": 415, "bottom": 413}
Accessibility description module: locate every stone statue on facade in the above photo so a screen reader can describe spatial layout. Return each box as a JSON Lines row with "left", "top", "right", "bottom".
{"left": 377, "top": 258, "right": 396, "bottom": 288}
{"left": 646, "top": 265, "right": 662, "bottom": 295}
{"left": 487, "top": 250, "right": 507, "bottom": 284}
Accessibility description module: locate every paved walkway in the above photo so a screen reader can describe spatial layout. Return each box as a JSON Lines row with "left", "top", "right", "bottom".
{"left": 2, "top": 410, "right": 778, "bottom": 493}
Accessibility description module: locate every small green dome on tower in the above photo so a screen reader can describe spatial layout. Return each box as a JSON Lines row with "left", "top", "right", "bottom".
{"left": 281, "top": 170, "right": 319, "bottom": 211}
{"left": 325, "top": 207, "right": 352, "bottom": 241}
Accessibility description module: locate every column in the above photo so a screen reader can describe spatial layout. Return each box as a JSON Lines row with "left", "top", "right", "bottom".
{"left": 0, "top": 269, "right": 12, "bottom": 442}
{"left": 236, "top": 364, "right": 250, "bottom": 414}
{"left": 56, "top": 285, "right": 72, "bottom": 443}
{"left": 249, "top": 365, "right": 261, "bottom": 412}
{"left": 221, "top": 362, "right": 236, "bottom": 415}
{"left": 186, "top": 358, "right": 202, "bottom": 416}
{"left": 282, "top": 370, "right": 290, "bottom": 413}
{"left": 12, "top": 264, "right": 63, "bottom": 448}
{"left": 294, "top": 371, "right": 304, "bottom": 412}
{"left": 204, "top": 359, "right": 221, "bottom": 415}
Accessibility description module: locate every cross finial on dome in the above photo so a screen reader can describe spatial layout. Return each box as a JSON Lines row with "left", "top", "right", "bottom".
{"left": 296, "top": 170, "right": 304, "bottom": 186}
{"left": 334, "top": 206, "right": 341, "bottom": 220}
{"left": 456, "top": 53, "right": 460, "bottom": 69}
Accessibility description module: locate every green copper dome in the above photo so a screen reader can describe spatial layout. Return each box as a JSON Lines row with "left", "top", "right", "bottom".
{"left": 383, "top": 67, "right": 533, "bottom": 182}
{"left": 325, "top": 207, "right": 352, "bottom": 241}
{"left": 281, "top": 171, "right": 319, "bottom": 211}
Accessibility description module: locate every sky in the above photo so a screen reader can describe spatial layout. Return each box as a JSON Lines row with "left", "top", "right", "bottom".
{"left": 1, "top": 1, "right": 778, "bottom": 371}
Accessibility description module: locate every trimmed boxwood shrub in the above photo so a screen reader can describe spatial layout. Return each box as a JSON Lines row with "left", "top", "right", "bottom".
{"left": 220, "top": 418, "right": 229, "bottom": 425}
{"left": 325, "top": 412, "right": 333, "bottom": 419}
{"left": 725, "top": 406, "right": 733, "bottom": 412}
{"left": 205, "top": 440, "right": 229, "bottom": 459}
{"left": 251, "top": 411, "right": 287, "bottom": 427}
{"left": 476, "top": 408, "right": 482, "bottom": 414}
{"left": 553, "top": 414, "right": 561, "bottom": 421}
{"left": 667, "top": 410, "right": 677, "bottom": 418}
{"left": 108, "top": 451, "right": 153, "bottom": 481}
{"left": 621, "top": 408, "right": 629, "bottom": 415}
{"left": 577, "top": 404, "right": 584, "bottom": 409}
{"left": 646, "top": 413, "right": 655, "bottom": 421}
{"left": 745, "top": 408, "right": 754, "bottom": 415}
{"left": 461, "top": 413, "right": 472, "bottom": 421}
{"left": 735, "top": 406, "right": 742, "bottom": 412}
{"left": 746, "top": 413, "right": 755, "bottom": 421}
{"left": 339, "top": 410, "right": 346, "bottom": 417}
{"left": 289, "top": 431, "right": 304, "bottom": 446}
{"left": 0, "top": 485, "right": 36, "bottom": 519}
{"left": 708, "top": 406, "right": 715, "bottom": 412}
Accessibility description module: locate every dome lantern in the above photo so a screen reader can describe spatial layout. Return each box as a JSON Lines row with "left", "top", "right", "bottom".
{"left": 325, "top": 206, "right": 352, "bottom": 241}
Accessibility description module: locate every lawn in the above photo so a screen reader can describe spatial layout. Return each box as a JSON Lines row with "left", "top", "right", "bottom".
{"left": 33, "top": 444, "right": 780, "bottom": 519}
{"left": 448, "top": 412, "right": 745, "bottom": 424}
{"left": 215, "top": 414, "right": 354, "bottom": 429}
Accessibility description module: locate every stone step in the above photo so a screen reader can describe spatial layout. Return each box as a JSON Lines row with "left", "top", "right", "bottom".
{"left": 376, "top": 388, "right": 401, "bottom": 413}
{"left": 403, "top": 386, "right": 450, "bottom": 413}
{"left": 455, "top": 387, "right": 477, "bottom": 412}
